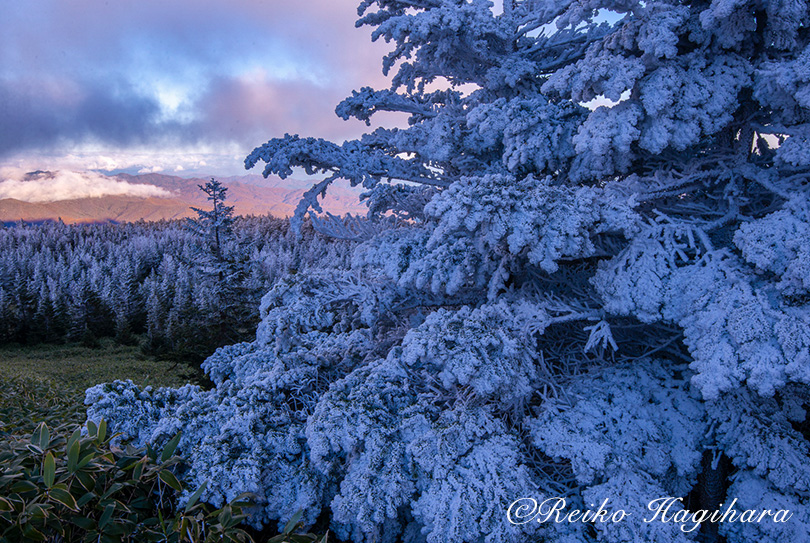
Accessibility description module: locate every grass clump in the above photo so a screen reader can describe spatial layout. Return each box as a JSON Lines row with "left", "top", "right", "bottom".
{"left": 0, "top": 377, "right": 83, "bottom": 438}
{"left": 0, "top": 339, "right": 198, "bottom": 392}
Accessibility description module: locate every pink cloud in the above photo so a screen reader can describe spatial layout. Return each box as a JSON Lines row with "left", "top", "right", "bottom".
{"left": 0, "top": 1, "right": 405, "bottom": 169}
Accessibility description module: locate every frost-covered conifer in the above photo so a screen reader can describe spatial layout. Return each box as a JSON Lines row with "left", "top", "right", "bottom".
{"left": 88, "top": 0, "right": 810, "bottom": 541}
{"left": 188, "top": 178, "right": 235, "bottom": 262}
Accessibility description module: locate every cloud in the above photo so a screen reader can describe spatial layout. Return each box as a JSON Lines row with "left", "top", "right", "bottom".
{"left": 191, "top": 71, "right": 404, "bottom": 144}
{"left": 0, "top": 169, "right": 172, "bottom": 202}
{"left": 0, "top": 0, "right": 398, "bottom": 165}
{"left": 3, "top": 0, "right": 389, "bottom": 84}
{"left": 0, "top": 144, "right": 247, "bottom": 178}
{"left": 0, "top": 76, "right": 168, "bottom": 156}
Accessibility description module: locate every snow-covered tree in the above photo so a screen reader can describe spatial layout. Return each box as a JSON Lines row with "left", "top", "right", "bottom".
{"left": 88, "top": 1, "right": 810, "bottom": 542}
{"left": 189, "top": 178, "right": 235, "bottom": 263}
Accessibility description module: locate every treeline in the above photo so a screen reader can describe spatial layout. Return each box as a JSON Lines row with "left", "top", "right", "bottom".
{"left": 0, "top": 216, "right": 352, "bottom": 363}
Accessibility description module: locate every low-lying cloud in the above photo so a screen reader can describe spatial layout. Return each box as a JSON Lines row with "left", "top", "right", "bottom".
{"left": 0, "top": 169, "right": 172, "bottom": 202}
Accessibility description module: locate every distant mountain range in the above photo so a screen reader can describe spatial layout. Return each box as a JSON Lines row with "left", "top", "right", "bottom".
{"left": 0, "top": 171, "right": 367, "bottom": 224}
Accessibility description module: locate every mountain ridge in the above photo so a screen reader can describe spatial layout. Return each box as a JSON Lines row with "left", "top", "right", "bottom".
{"left": 0, "top": 171, "right": 366, "bottom": 224}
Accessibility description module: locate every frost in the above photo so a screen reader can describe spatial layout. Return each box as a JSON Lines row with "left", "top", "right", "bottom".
{"left": 583, "top": 472, "right": 695, "bottom": 543}
{"left": 531, "top": 361, "right": 706, "bottom": 488}
{"left": 423, "top": 174, "right": 640, "bottom": 276}
{"left": 707, "top": 387, "right": 810, "bottom": 493}
{"left": 572, "top": 102, "right": 643, "bottom": 180}
{"left": 85, "top": 0, "right": 810, "bottom": 540}
{"left": 734, "top": 197, "right": 810, "bottom": 294}
{"left": 720, "top": 472, "right": 810, "bottom": 542}
{"left": 638, "top": 55, "right": 751, "bottom": 153}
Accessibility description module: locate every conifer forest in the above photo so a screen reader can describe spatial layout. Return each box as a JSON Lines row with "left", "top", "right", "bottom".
{"left": 0, "top": 213, "right": 352, "bottom": 363}
{"left": 6, "top": 0, "right": 810, "bottom": 542}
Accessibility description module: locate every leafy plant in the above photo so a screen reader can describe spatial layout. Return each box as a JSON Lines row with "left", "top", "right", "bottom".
{"left": 0, "top": 377, "right": 83, "bottom": 437}
{"left": 267, "top": 509, "right": 330, "bottom": 543}
{"left": 0, "top": 420, "right": 255, "bottom": 542}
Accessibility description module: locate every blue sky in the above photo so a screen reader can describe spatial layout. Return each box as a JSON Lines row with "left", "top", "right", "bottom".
{"left": 0, "top": 0, "right": 397, "bottom": 177}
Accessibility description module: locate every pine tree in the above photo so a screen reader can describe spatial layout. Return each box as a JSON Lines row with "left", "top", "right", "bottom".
{"left": 186, "top": 178, "right": 252, "bottom": 358}
{"left": 189, "top": 178, "right": 235, "bottom": 264}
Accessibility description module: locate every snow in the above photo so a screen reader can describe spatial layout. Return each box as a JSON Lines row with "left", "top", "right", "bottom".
{"left": 86, "top": 0, "right": 810, "bottom": 540}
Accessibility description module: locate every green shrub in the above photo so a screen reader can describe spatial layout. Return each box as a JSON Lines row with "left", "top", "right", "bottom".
{"left": 266, "top": 510, "right": 329, "bottom": 543}
{"left": 0, "top": 378, "right": 330, "bottom": 542}
{"left": 0, "top": 418, "right": 256, "bottom": 542}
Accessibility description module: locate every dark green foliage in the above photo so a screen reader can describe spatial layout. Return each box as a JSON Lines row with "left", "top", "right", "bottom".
{"left": 0, "top": 417, "right": 256, "bottom": 542}
{"left": 0, "top": 378, "right": 84, "bottom": 437}
{"left": 0, "top": 376, "right": 257, "bottom": 543}
{"left": 266, "top": 510, "right": 329, "bottom": 543}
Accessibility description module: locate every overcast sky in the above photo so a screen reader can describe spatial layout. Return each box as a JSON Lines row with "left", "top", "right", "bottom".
{"left": 0, "top": 0, "right": 399, "bottom": 177}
